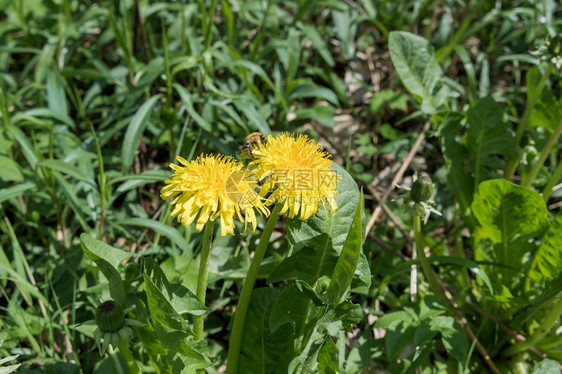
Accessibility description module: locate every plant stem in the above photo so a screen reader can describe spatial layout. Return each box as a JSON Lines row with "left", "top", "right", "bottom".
{"left": 413, "top": 211, "right": 445, "bottom": 300}
{"left": 89, "top": 122, "right": 106, "bottom": 237}
{"left": 193, "top": 220, "right": 216, "bottom": 341}
{"left": 521, "top": 120, "right": 562, "bottom": 188}
{"left": 117, "top": 341, "right": 141, "bottom": 374}
{"left": 226, "top": 204, "right": 282, "bottom": 374}
{"left": 505, "top": 63, "right": 553, "bottom": 181}
{"left": 502, "top": 296, "right": 562, "bottom": 357}
{"left": 542, "top": 155, "right": 562, "bottom": 202}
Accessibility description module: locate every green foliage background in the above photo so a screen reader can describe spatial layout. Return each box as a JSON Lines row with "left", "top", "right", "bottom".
{"left": 1, "top": 0, "right": 561, "bottom": 373}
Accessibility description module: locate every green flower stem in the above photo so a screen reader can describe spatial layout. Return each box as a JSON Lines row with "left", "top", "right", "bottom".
{"left": 413, "top": 212, "right": 445, "bottom": 300}
{"left": 521, "top": 120, "right": 562, "bottom": 188}
{"left": 117, "top": 341, "right": 141, "bottom": 374}
{"left": 505, "top": 63, "right": 553, "bottom": 181}
{"left": 226, "top": 204, "right": 282, "bottom": 374}
{"left": 502, "top": 296, "right": 562, "bottom": 357}
{"left": 542, "top": 155, "right": 562, "bottom": 202}
{"left": 193, "top": 220, "right": 216, "bottom": 341}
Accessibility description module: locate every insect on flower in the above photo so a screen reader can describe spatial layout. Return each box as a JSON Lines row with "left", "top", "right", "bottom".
{"left": 240, "top": 132, "right": 268, "bottom": 160}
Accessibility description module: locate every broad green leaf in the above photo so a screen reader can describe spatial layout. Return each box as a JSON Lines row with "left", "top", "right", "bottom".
{"left": 299, "top": 23, "right": 335, "bottom": 67}
{"left": 268, "top": 242, "right": 338, "bottom": 285}
{"left": 288, "top": 82, "right": 339, "bottom": 106}
{"left": 0, "top": 154, "right": 24, "bottom": 182}
{"left": 437, "top": 113, "right": 473, "bottom": 211}
{"left": 383, "top": 320, "right": 417, "bottom": 360}
{"left": 121, "top": 95, "right": 160, "bottom": 173}
{"left": 0, "top": 182, "right": 35, "bottom": 204}
{"left": 430, "top": 316, "right": 468, "bottom": 363}
{"left": 388, "top": 31, "right": 450, "bottom": 114}
{"left": 143, "top": 271, "right": 210, "bottom": 370}
{"left": 51, "top": 173, "right": 90, "bottom": 231}
{"left": 326, "top": 190, "right": 363, "bottom": 305}
{"left": 233, "top": 100, "right": 271, "bottom": 135}
{"left": 80, "top": 233, "right": 131, "bottom": 306}
{"left": 369, "top": 89, "right": 408, "bottom": 114}
{"left": 46, "top": 70, "right": 68, "bottom": 117}
{"left": 38, "top": 159, "right": 96, "bottom": 187}
{"left": 344, "top": 329, "right": 373, "bottom": 374}
{"left": 144, "top": 258, "right": 206, "bottom": 316}
{"left": 317, "top": 337, "right": 339, "bottom": 373}
{"left": 174, "top": 84, "right": 212, "bottom": 132}
{"left": 374, "top": 311, "right": 414, "bottom": 328}
{"left": 290, "top": 301, "right": 362, "bottom": 373}
{"left": 464, "top": 96, "right": 514, "bottom": 181}
{"left": 0, "top": 363, "right": 22, "bottom": 374}
{"left": 287, "top": 163, "right": 360, "bottom": 255}
{"left": 472, "top": 179, "right": 549, "bottom": 245}
{"left": 240, "top": 287, "right": 294, "bottom": 374}
{"left": 533, "top": 359, "right": 561, "bottom": 374}
{"left": 0, "top": 262, "right": 50, "bottom": 306}
{"left": 527, "top": 67, "right": 562, "bottom": 132}
{"left": 118, "top": 218, "right": 191, "bottom": 256}
{"left": 429, "top": 256, "right": 494, "bottom": 294}
{"left": 294, "top": 105, "right": 336, "bottom": 128}
{"left": 22, "top": 108, "right": 75, "bottom": 128}
{"left": 8, "top": 125, "right": 38, "bottom": 169}
{"left": 528, "top": 213, "right": 562, "bottom": 286}
{"left": 109, "top": 169, "right": 170, "bottom": 185}
{"left": 269, "top": 284, "right": 312, "bottom": 333}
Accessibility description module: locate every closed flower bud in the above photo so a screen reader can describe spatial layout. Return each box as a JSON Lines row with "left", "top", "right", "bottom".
{"left": 411, "top": 174, "right": 433, "bottom": 203}
{"left": 95, "top": 300, "right": 125, "bottom": 333}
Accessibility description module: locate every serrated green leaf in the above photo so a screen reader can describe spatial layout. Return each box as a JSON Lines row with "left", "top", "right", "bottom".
{"left": 464, "top": 96, "right": 514, "bottom": 181}
{"left": 268, "top": 242, "right": 338, "bottom": 285}
{"left": 437, "top": 112, "right": 473, "bottom": 211}
{"left": 430, "top": 316, "right": 468, "bottom": 363}
{"left": 317, "top": 337, "right": 339, "bottom": 373}
{"left": 287, "top": 163, "right": 360, "bottom": 255}
{"left": 527, "top": 67, "right": 562, "bottom": 132}
{"left": 528, "top": 213, "right": 562, "bottom": 286}
{"left": 80, "top": 233, "right": 131, "bottom": 306}
{"left": 121, "top": 95, "right": 160, "bottom": 173}
{"left": 326, "top": 190, "right": 363, "bottom": 305}
{"left": 388, "top": 31, "right": 450, "bottom": 114}
{"left": 269, "top": 284, "right": 311, "bottom": 333}
{"left": 144, "top": 258, "right": 206, "bottom": 316}
{"left": 472, "top": 179, "right": 549, "bottom": 245}
{"left": 291, "top": 301, "right": 362, "bottom": 373}
{"left": 384, "top": 320, "right": 417, "bottom": 360}
{"left": 240, "top": 287, "right": 294, "bottom": 374}
{"left": 143, "top": 270, "right": 209, "bottom": 370}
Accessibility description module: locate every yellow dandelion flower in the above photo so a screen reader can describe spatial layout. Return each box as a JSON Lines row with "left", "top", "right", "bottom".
{"left": 161, "top": 155, "right": 268, "bottom": 236}
{"left": 251, "top": 133, "right": 339, "bottom": 220}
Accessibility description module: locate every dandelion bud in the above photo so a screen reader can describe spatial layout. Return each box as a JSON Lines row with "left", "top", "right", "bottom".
{"left": 411, "top": 174, "right": 433, "bottom": 203}
{"left": 95, "top": 300, "right": 124, "bottom": 333}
